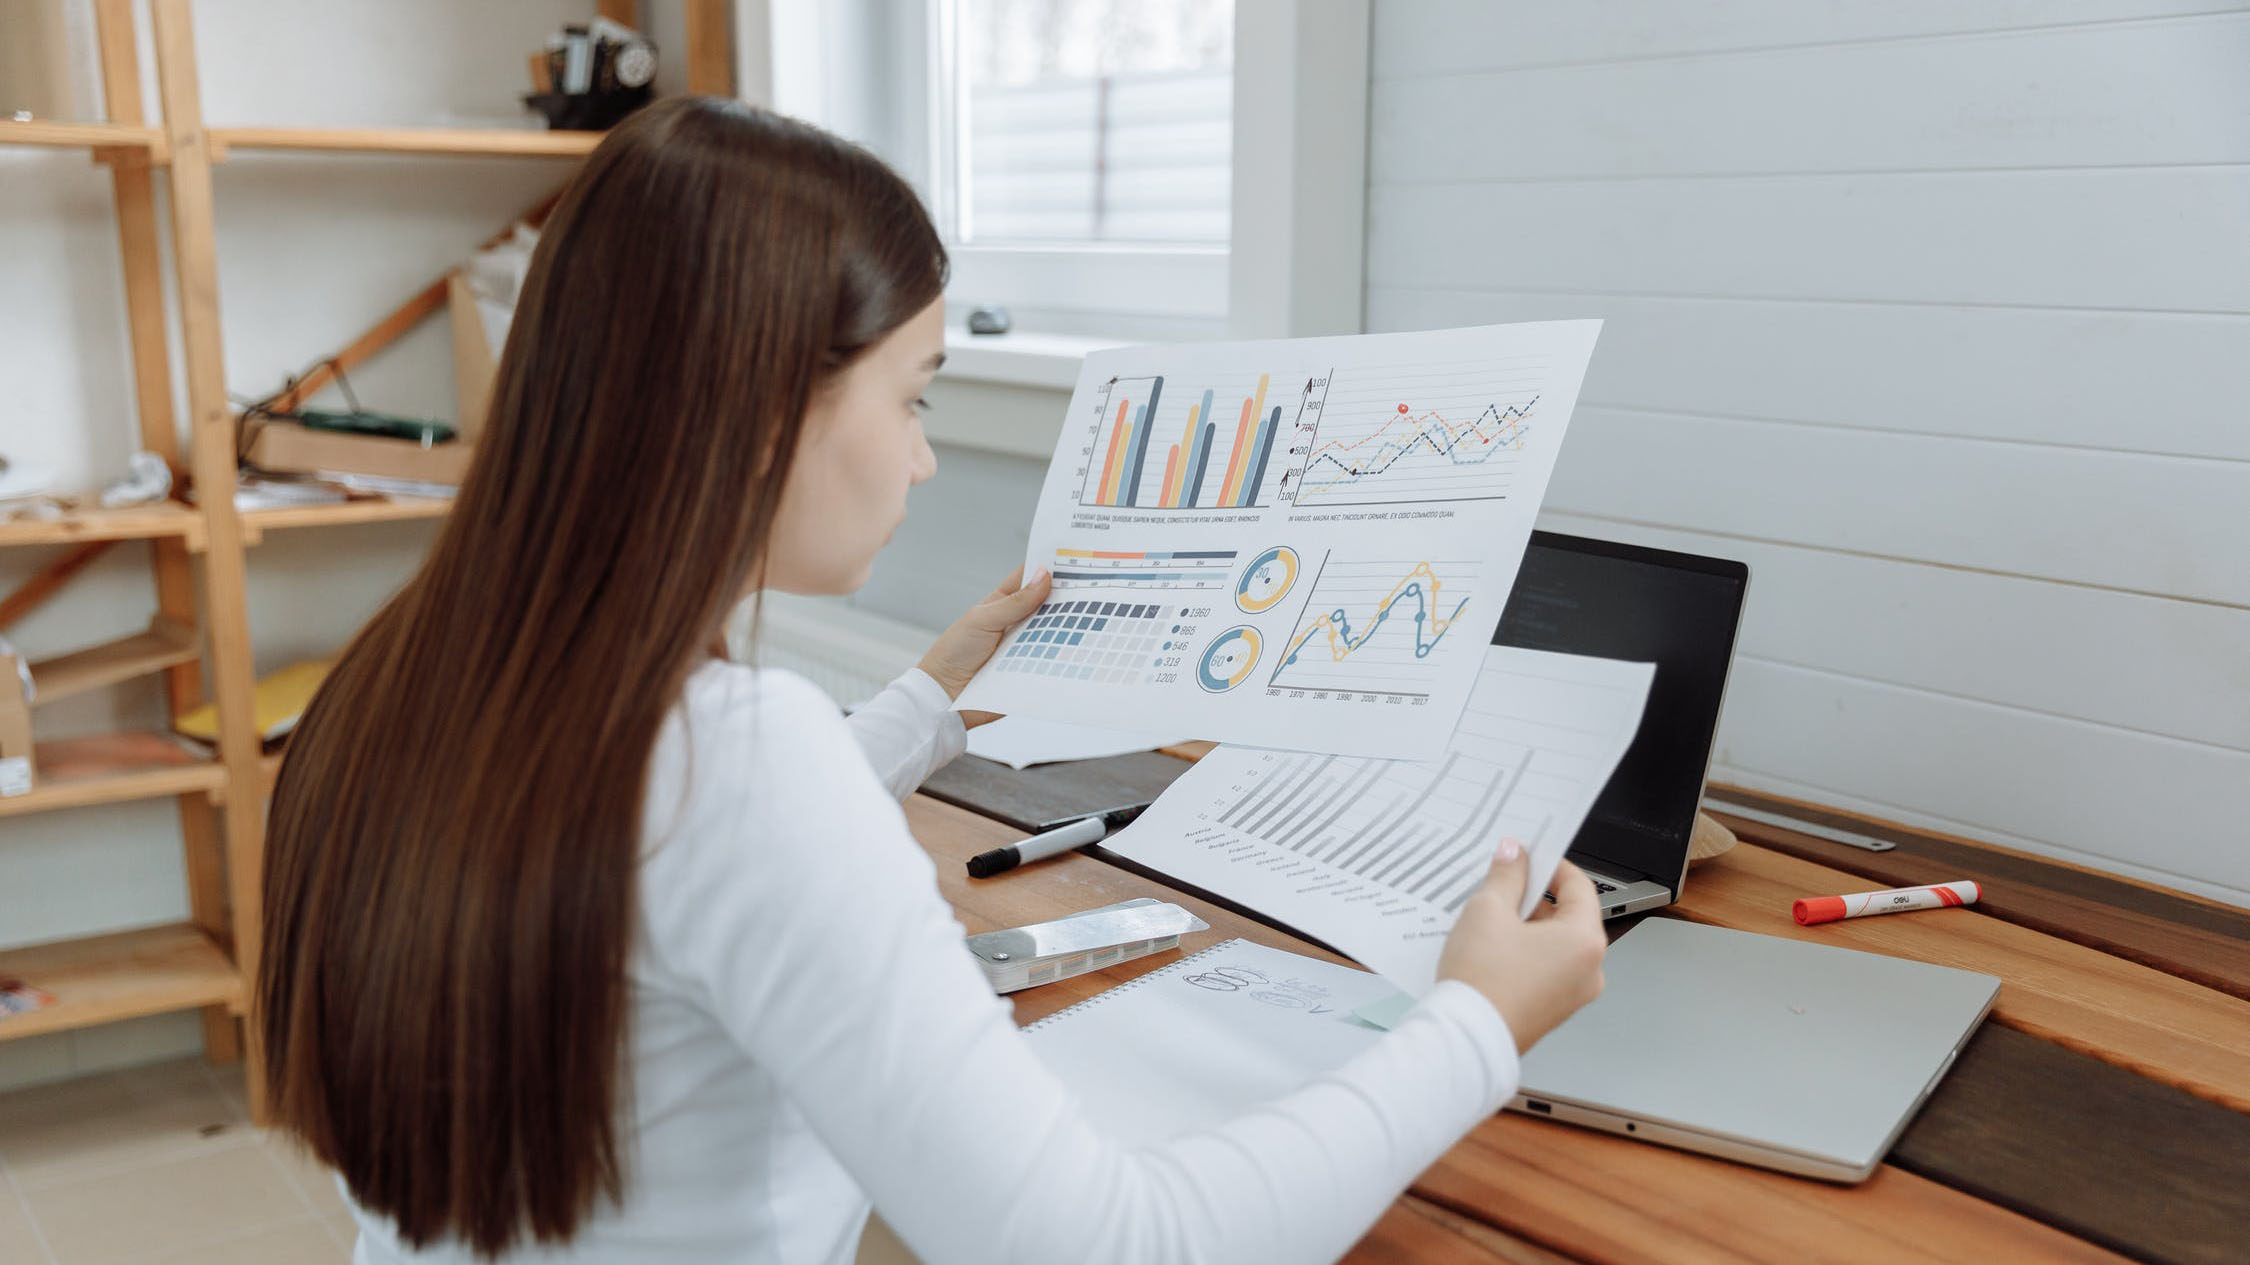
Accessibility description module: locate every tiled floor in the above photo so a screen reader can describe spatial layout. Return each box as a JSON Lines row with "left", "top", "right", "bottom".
{"left": 0, "top": 1058, "right": 354, "bottom": 1265}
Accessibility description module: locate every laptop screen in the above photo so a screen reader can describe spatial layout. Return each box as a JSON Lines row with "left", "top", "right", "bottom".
{"left": 1494, "top": 532, "right": 1749, "bottom": 889}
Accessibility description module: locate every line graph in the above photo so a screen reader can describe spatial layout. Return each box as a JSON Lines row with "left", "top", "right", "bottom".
{"left": 1269, "top": 555, "right": 1477, "bottom": 697}
{"left": 1290, "top": 357, "right": 1549, "bottom": 507}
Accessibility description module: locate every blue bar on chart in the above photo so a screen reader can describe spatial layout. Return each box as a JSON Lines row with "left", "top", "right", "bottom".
{"left": 1122, "top": 376, "right": 1166, "bottom": 508}
{"left": 1244, "top": 404, "right": 1282, "bottom": 509}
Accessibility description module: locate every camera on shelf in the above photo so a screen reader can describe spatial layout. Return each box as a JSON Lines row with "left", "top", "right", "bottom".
{"left": 524, "top": 17, "right": 657, "bottom": 132}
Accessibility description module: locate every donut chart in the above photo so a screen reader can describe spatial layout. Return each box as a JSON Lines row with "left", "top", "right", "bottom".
{"left": 1196, "top": 626, "right": 1264, "bottom": 693}
{"left": 1234, "top": 545, "right": 1300, "bottom": 614}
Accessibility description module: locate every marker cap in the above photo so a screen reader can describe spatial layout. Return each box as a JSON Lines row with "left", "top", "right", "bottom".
{"left": 1793, "top": 895, "right": 1847, "bottom": 926}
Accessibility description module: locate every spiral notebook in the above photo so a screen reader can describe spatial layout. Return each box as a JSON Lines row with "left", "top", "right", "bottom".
{"left": 1024, "top": 938, "right": 1395, "bottom": 1146}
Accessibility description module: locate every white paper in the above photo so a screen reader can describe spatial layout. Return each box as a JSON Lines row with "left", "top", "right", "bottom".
{"left": 964, "top": 716, "right": 1189, "bottom": 769}
{"left": 1024, "top": 939, "right": 1392, "bottom": 1146}
{"left": 956, "top": 321, "right": 1602, "bottom": 760}
{"left": 1100, "top": 647, "right": 1654, "bottom": 994}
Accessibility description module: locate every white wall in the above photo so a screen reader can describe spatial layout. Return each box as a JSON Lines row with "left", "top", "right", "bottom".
{"left": 1365, "top": 1, "right": 2250, "bottom": 905}
{"left": 0, "top": 0, "right": 666, "bottom": 1090}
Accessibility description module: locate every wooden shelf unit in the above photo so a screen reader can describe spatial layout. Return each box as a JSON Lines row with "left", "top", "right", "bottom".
{"left": 28, "top": 618, "right": 201, "bottom": 705}
{"left": 0, "top": 117, "right": 169, "bottom": 157}
{"left": 0, "top": 501, "right": 205, "bottom": 550}
{"left": 0, "top": 924, "right": 241, "bottom": 1043}
{"left": 0, "top": 732, "right": 224, "bottom": 819}
{"left": 1, "top": 0, "right": 734, "bottom": 1115}
{"left": 209, "top": 126, "right": 604, "bottom": 160}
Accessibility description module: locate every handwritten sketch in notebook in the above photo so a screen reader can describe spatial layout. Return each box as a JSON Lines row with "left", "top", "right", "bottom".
{"left": 1101, "top": 647, "right": 1653, "bottom": 993}
{"left": 1023, "top": 939, "right": 1394, "bottom": 1146}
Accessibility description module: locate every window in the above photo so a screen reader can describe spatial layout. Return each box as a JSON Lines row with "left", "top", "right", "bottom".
{"left": 922, "top": 0, "right": 1233, "bottom": 332}
{"left": 946, "top": 0, "right": 1233, "bottom": 247}
{"left": 757, "top": 0, "right": 1367, "bottom": 346}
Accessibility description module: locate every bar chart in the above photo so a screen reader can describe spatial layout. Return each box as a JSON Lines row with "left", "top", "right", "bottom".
{"left": 1099, "top": 648, "right": 1656, "bottom": 991}
{"left": 1268, "top": 555, "right": 1478, "bottom": 698}
{"left": 1292, "top": 356, "right": 1549, "bottom": 508}
{"left": 1077, "top": 372, "right": 1298, "bottom": 510}
{"left": 1193, "top": 742, "right": 1538, "bottom": 915}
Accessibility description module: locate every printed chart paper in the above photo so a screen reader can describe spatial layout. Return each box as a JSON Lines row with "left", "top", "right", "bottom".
{"left": 963, "top": 717, "right": 1187, "bottom": 770}
{"left": 1100, "top": 647, "right": 1653, "bottom": 994}
{"left": 956, "top": 321, "right": 1602, "bottom": 758}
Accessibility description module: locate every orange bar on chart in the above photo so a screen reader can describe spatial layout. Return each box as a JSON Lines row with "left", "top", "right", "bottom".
{"left": 1096, "top": 400, "right": 1131, "bottom": 505}
{"left": 1159, "top": 445, "right": 1182, "bottom": 507}
{"left": 1217, "top": 396, "right": 1256, "bottom": 508}
{"left": 1229, "top": 374, "right": 1272, "bottom": 505}
{"left": 1169, "top": 404, "right": 1201, "bottom": 506}
{"left": 1107, "top": 413, "right": 1139, "bottom": 505}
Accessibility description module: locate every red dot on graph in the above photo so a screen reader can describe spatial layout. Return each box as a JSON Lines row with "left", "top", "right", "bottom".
{"left": 1396, "top": 403, "right": 1410, "bottom": 413}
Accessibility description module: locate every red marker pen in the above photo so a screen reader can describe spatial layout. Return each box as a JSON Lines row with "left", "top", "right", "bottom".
{"left": 1794, "top": 880, "right": 1981, "bottom": 926}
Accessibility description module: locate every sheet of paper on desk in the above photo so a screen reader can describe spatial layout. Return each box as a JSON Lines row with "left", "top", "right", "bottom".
{"left": 955, "top": 321, "right": 1602, "bottom": 761}
{"left": 1100, "top": 647, "right": 1653, "bottom": 994}
{"left": 963, "top": 716, "right": 1188, "bottom": 769}
{"left": 1024, "top": 939, "right": 1392, "bottom": 1146}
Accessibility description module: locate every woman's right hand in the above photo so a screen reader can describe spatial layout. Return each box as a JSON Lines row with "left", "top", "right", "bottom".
{"left": 1435, "top": 843, "right": 1608, "bottom": 1054}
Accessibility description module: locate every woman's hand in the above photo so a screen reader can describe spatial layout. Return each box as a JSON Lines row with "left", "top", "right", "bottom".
{"left": 1435, "top": 843, "right": 1608, "bottom": 1054}
{"left": 918, "top": 566, "right": 1052, "bottom": 727}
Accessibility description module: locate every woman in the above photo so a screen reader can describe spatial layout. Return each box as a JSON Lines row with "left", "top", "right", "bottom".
{"left": 260, "top": 97, "right": 1607, "bottom": 1264}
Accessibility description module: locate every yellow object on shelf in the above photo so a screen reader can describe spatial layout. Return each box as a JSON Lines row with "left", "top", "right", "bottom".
{"left": 174, "top": 659, "right": 332, "bottom": 744}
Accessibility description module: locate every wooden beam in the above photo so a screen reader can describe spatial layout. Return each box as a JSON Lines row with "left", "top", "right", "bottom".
{"left": 0, "top": 542, "right": 114, "bottom": 631}
{"left": 684, "top": 0, "right": 736, "bottom": 96}
{"left": 151, "top": 0, "right": 268, "bottom": 1120}
{"left": 92, "top": 0, "right": 181, "bottom": 470}
{"left": 596, "top": 0, "right": 639, "bottom": 27}
{"left": 269, "top": 193, "right": 563, "bottom": 413}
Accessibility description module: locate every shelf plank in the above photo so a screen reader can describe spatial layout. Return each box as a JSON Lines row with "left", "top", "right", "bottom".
{"left": 239, "top": 495, "right": 452, "bottom": 540}
{"left": 0, "top": 502, "right": 205, "bottom": 550}
{"left": 238, "top": 496, "right": 452, "bottom": 545}
{"left": 0, "top": 923, "right": 241, "bottom": 1042}
{"left": 208, "top": 126, "right": 602, "bottom": 160}
{"left": 27, "top": 618, "right": 200, "bottom": 706}
{"left": 0, "top": 731, "right": 224, "bottom": 819}
{"left": 0, "top": 118, "right": 167, "bottom": 154}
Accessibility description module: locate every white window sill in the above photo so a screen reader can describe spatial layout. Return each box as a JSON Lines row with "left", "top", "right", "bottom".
{"left": 937, "top": 329, "right": 1128, "bottom": 390}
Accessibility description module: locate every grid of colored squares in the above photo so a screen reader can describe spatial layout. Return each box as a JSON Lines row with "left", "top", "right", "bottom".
{"left": 1086, "top": 373, "right": 1286, "bottom": 510}
{"left": 997, "top": 599, "right": 1176, "bottom": 683}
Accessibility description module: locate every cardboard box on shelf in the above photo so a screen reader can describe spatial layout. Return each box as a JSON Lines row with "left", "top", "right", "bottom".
{"left": 245, "top": 421, "right": 474, "bottom": 486}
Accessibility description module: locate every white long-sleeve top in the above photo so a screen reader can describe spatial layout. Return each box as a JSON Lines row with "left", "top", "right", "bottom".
{"left": 349, "top": 660, "right": 1520, "bottom": 1265}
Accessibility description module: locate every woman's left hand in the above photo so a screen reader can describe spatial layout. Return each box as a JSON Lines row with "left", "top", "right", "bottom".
{"left": 919, "top": 565, "right": 1051, "bottom": 728}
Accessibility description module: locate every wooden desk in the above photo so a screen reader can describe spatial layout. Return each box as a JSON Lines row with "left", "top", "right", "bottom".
{"left": 905, "top": 785, "right": 2250, "bottom": 1265}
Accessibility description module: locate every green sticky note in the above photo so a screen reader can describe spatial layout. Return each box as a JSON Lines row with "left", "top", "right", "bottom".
{"left": 1352, "top": 991, "right": 1417, "bottom": 1031}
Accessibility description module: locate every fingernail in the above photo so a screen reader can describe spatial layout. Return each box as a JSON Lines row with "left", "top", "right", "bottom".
{"left": 1029, "top": 568, "right": 1050, "bottom": 585}
{"left": 1495, "top": 836, "right": 1521, "bottom": 862}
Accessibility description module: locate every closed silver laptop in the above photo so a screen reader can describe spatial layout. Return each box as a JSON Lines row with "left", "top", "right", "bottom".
{"left": 1510, "top": 918, "right": 1999, "bottom": 1182}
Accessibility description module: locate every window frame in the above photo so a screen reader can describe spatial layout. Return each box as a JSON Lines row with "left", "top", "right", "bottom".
{"left": 742, "top": 0, "right": 1368, "bottom": 360}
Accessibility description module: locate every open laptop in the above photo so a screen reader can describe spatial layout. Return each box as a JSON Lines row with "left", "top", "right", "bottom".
{"left": 1494, "top": 530, "right": 1750, "bottom": 919}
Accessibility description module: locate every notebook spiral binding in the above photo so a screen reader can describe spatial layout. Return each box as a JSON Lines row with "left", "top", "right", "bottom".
{"left": 1023, "top": 937, "right": 1247, "bottom": 1033}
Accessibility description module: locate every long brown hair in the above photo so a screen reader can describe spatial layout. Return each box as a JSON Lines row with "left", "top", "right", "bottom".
{"left": 259, "top": 98, "right": 945, "bottom": 1257}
